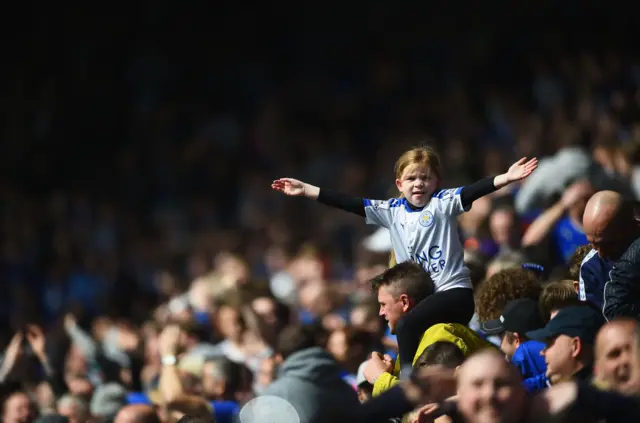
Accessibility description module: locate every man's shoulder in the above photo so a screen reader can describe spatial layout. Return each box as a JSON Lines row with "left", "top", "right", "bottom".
{"left": 615, "top": 238, "right": 640, "bottom": 271}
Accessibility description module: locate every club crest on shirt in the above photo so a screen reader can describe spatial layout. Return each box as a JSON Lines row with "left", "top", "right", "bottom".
{"left": 419, "top": 210, "right": 435, "bottom": 228}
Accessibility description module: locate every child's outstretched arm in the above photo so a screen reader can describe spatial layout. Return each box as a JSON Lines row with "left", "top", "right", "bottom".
{"left": 459, "top": 157, "right": 538, "bottom": 209}
{"left": 272, "top": 178, "right": 365, "bottom": 216}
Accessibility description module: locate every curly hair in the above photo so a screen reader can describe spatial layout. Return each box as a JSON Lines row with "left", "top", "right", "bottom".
{"left": 567, "top": 244, "right": 592, "bottom": 281}
{"left": 475, "top": 267, "right": 542, "bottom": 322}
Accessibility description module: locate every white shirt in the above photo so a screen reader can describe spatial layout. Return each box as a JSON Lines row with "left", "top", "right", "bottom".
{"left": 364, "top": 187, "right": 472, "bottom": 292}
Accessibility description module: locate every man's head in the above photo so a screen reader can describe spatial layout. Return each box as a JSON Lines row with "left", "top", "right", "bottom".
{"left": 372, "top": 262, "right": 434, "bottom": 333}
{"left": 527, "top": 305, "right": 605, "bottom": 384}
{"left": 56, "top": 395, "right": 89, "bottom": 423}
{"left": 414, "top": 341, "right": 465, "bottom": 372}
{"left": 583, "top": 191, "right": 636, "bottom": 259}
{"left": 539, "top": 280, "right": 581, "bottom": 321}
{"left": 202, "top": 357, "right": 247, "bottom": 401}
{"left": 2, "top": 391, "right": 36, "bottom": 423}
{"left": 114, "top": 405, "right": 159, "bottom": 423}
{"left": 457, "top": 349, "right": 527, "bottom": 423}
{"left": 595, "top": 319, "right": 638, "bottom": 394}
{"left": 480, "top": 298, "right": 545, "bottom": 360}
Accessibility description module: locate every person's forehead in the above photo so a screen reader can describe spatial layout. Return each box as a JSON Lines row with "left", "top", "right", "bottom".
{"left": 460, "top": 354, "right": 512, "bottom": 382}
{"left": 597, "top": 324, "right": 635, "bottom": 350}
{"left": 401, "top": 164, "right": 430, "bottom": 176}
{"left": 377, "top": 286, "right": 394, "bottom": 300}
{"left": 252, "top": 297, "right": 275, "bottom": 312}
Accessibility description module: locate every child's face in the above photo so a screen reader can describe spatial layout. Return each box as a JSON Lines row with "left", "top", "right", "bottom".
{"left": 395, "top": 164, "right": 438, "bottom": 207}
{"left": 499, "top": 332, "right": 520, "bottom": 360}
{"left": 357, "top": 387, "right": 372, "bottom": 403}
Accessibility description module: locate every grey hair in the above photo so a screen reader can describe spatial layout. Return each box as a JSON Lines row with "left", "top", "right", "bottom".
{"left": 487, "top": 250, "right": 526, "bottom": 273}
{"left": 57, "top": 394, "right": 89, "bottom": 419}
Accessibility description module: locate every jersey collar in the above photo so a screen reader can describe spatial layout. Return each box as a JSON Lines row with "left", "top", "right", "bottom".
{"left": 402, "top": 198, "right": 425, "bottom": 213}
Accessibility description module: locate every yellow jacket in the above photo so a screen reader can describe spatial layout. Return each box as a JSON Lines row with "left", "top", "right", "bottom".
{"left": 373, "top": 323, "right": 493, "bottom": 396}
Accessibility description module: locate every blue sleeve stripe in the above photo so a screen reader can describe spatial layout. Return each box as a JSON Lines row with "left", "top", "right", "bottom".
{"left": 433, "top": 188, "right": 464, "bottom": 199}
{"left": 364, "top": 198, "right": 405, "bottom": 208}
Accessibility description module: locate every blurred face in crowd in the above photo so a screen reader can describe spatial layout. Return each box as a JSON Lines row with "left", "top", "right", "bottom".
{"left": 65, "top": 345, "right": 89, "bottom": 374}
{"left": 595, "top": 320, "right": 636, "bottom": 394}
{"left": 65, "top": 376, "right": 94, "bottom": 397}
{"left": 254, "top": 356, "right": 277, "bottom": 394}
{"left": 395, "top": 164, "right": 438, "bottom": 208}
{"left": 201, "top": 361, "right": 225, "bottom": 400}
{"left": 327, "top": 329, "right": 349, "bottom": 363}
{"left": 457, "top": 352, "right": 526, "bottom": 423}
{"left": 251, "top": 296, "right": 277, "bottom": 326}
{"left": 377, "top": 285, "right": 409, "bottom": 334}
{"left": 489, "top": 208, "right": 517, "bottom": 247}
{"left": 2, "top": 392, "right": 35, "bottom": 423}
{"left": 34, "top": 381, "right": 56, "bottom": 413}
{"left": 299, "top": 282, "right": 333, "bottom": 316}
{"left": 216, "top": 305, "right": 244, "bottom": 343}
{"left": 58, "top": 399, "right": 88, "bottom": 423}
{"left": 499, "top": 332, "right": 521, "bottom": 361}
{"left": 542, "top": 335, "right": 584, "bottom": 384}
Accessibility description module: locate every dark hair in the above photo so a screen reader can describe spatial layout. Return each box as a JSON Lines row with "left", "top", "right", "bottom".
{"left": 371, "top": 261, "right": 434, "bottom": 302}
{"left": 503, "top": 330, "right": 527, "bottom": 343}
{"left": 414, "top": 341, "right": 465, "bottom": 369}
{"left": 203, "top": 357, "right": 251, "bottom": 396}
{"left": 276, "top": 324, "right": 317, "bottom": 359}
{"left": 176, "top": 416, "right": 209, "bottom": 423}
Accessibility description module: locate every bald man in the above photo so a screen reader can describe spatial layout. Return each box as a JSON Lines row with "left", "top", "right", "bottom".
{"left": 594, "top": 319, "right": 638, "bottom": 394}
{"left": 114, "top": 405, "right": 160, "bottom": 423}
{"left": 582, "top": 191, "right": 640, "bottom": 321}
{"left": 456, "top": 350, "right": 528, "bottom": 423}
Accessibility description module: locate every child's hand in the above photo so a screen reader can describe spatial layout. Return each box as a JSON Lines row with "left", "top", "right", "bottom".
{"left": 272, "top": 178, "right": 320, "bottom": 199}
{"left": 505, "top": 157, "right": 538, "bottom": 183}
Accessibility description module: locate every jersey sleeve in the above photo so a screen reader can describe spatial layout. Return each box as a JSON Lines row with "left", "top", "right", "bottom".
{"left": 433, "top": 187, "right": 469, "bottom": 217}
{"left": 363, "top": 198, "right": 399, "bottom": 228}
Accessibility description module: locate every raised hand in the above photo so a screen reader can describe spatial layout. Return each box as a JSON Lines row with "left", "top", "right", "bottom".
{"left": 25, "top": 325, "right": 46, "bottom": 358}
{"left": 271, "top": 178, "right": 306, "bottom": 196}
{"left": 506, "top": 157, "right": 538, "bottom": 183}
{"left": 0, "top": 332, "right": 23, "bottom": 381}
{"left": 560, "top": 180, "right": 594, "bottom": 210}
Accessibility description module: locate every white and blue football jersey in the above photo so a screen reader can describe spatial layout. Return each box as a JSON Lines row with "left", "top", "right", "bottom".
{"left": 363, "top": 187, "right": 472, "bottom": 292}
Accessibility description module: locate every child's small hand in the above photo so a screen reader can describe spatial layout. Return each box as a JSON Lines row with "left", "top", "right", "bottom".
{"left": 272, "top": 178, "right": 306, "bottom": 196}
{"left": 505, "top": 157, "right": 538, "bottom": 183}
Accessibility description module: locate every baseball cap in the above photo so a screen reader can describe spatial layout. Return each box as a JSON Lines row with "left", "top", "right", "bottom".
{"left": 526, "top": 305, "right": 605, "bottom": 344}
{"left": 480, "top": 298, "right": 545, "bottom": 336}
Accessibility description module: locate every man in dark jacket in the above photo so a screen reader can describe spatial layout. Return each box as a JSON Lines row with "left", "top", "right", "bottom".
{"left": 583, "top": 191, "right": 640, "bottom": 321}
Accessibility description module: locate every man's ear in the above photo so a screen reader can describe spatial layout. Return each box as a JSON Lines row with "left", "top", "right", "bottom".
{"left": 399, "top": 294, "right": 411, "bottom": 312}
{"left": 571, "top": 337, "right": 582, "bottom": 359}
{"left": 573, "top": 280, "right": 580, "bottom": 294}
{"left": 274, "top": 354, "right": 284, "bottom": 364}
{"left": 513, "top": 332, "right": 523, "bottom": 346}
{"left": 454, "top": 366, "right": 460, "bottom": 377}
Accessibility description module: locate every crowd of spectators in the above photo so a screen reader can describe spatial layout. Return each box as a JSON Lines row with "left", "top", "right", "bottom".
{"left": 5, "top": 4, "right": 640, "bottom": 423}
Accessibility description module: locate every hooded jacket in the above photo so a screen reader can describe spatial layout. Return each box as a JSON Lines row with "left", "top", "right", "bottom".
{"left": 261, "top": 347, "right": 359, "bottom": 423}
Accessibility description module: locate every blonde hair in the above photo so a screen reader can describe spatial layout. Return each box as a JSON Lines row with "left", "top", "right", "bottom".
{"left": 389, "top": 146, "right": 442, "bottom": 267}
